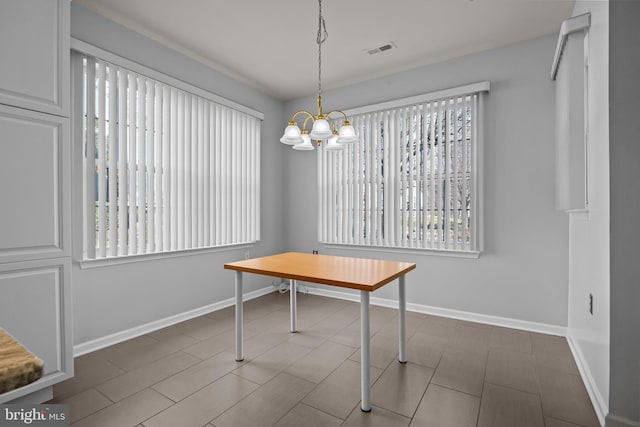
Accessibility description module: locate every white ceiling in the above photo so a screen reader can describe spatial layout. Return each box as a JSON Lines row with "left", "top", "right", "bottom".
{"left": 73, "top": 0, "right": 575, "bottom": 101}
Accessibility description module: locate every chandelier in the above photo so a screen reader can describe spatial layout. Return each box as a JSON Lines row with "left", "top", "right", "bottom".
{"left": 280, "top": 0, "right": 358, "bottom": 151}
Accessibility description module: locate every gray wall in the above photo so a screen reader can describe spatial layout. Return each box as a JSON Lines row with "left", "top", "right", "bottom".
{"left": 566, "top": 1, "right": 611, "bottom": 423}
{"left": 608, "top": 1, "right": 640, "bottom": 425}
{"left": 283, "top": 34, "right": 570, "bottom": 327}
{"left": 70, "top": 4, "right": 286, "bottom": 346}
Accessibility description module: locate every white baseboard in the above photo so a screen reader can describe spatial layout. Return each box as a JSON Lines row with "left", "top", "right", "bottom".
{"left": 305, "top": 286, "right": 567, "bottom": 337}
{"left": 73, "top": 286, "right": 274, "bottom": 357}
{"left": 567, "top": 336, "right": 609, "bottom": 427}
{"left": 606, "top": 414, "right": 640, "bottom": 427}
{"left": 74, "top": 283, "right": 565, "bottom": 356}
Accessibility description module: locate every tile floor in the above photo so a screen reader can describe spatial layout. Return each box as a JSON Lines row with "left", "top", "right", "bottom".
{"left": 49, "top": 292, "right": 601, "bottom": 427}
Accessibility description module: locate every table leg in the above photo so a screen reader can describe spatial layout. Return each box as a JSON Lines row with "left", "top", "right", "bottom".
{"left": 360, "top": 290, "right": 371, "bottom": 412}
{"left": 235, "top": 271, "right": 244, "bottom": 362}
{"left": 290, "top": 279, "right": 297, "bottom": 333}
{"left": 399, "top": 275, "right": 407, "bottom": 363}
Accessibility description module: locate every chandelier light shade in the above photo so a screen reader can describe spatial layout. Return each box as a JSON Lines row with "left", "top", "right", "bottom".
{"left": 280, "top": 0, "right": 357, "bottom": 151}
{"left": 280, "top": 123, "right": 303, "bottom": 145}
{"left": 292, "top": 131, "right": 314, "bottom": 150}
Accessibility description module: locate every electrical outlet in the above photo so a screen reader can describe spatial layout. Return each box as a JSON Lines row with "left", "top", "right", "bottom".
{"left": 244, "top": 250, "right": 250, "bottom": 260}
{"left": 589, "top": 293, "right": 593, "bottom": 315}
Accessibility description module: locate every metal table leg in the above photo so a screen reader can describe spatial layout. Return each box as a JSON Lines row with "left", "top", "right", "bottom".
{"left": 235, "top": 271, "right": 244, "bottom": 362}
{"left": 360, "top": 290, "right": 371, "bottom": 412}
{"left": 290, "top": 279, "right": 297, "bottom": 333}
{"left": 399, "top": 275, "right": 407, "bottom": 363}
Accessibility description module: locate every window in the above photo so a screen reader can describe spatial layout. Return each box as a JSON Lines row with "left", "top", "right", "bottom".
{"left": 318, "top": 82, "right": 488, "bottom": 253}
{"left": 74, "top": 49, "right": 262, "bottom": 260}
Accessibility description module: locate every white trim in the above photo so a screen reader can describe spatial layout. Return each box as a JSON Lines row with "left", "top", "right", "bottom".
{"left": 78, "top": 243, "right": 256, "bottom": 269}
{"left": 567, "top": 336, "right": 608, "bottom": 426}
{"left": 551, "top": 12, "right": 591, "bottom": 80}
{"left": 343, "top": 81, "right": 490, "bottom": 117}
{"left": 73, "top": 285, "right": 274, "bottom": 357}
{"left": 70, "top": 38, "right": 264, "bottom": 120}
{"left": 322, "top": 244, "right": 480, "bottom": 259}
{"left": 305, "top": 285, "right": 566, "bottom": 337}
{"left": 606, "top": 415, "right": 640, "bottom": 427}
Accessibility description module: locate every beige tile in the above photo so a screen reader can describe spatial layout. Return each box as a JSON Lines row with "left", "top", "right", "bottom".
{"left": 406, "top": 331, "right": 448, "bottom": 368}
{"left": 431, "top": 346, "right": 488, "bottom": 396}
{"left": 537, "top": 367, "right": 600, "bottom": 427}
{"left": 286, "top": 329, "right": 329, "bottom": 349}
{"left": 233, "top": 341, "right": 312, "bottom": 384}
{"left": 72, "top": 388, "right": 173, "bottom": 427}
{"left": 368, "top": 305, "right": 402, "bottom": 335}
{"left": 477, "top": 383, "right": 544, "bottom": 427}
{"left": 371, "top": 361, "right": 434, "bottom": 417}
{"left": 532, "top": 334, "right": 579, "bottom": 375}
{"left": 329, "top": 318, "right": 362, "bottom": 348}
{"left": 245, "top": 309, "right": 291, "bottom": 334}
{"left": 143, "top": 374, "right": 259, "bottom": 427}
{"left": 303, "top": 359, "right": 383, "bottom": 420}
{"left": 241, "top": 328, "right": 293, "bottom": 359}
{"left": 342, "top": 405, "right": 411, "bottom": 427}
{"left": 182, "top": 328, "right": 256, "bottom": 360}
{"left": 416, "top": 315, "right": 458, "bottom": 339}
{"left": 152, "top": 351, "right": 245, "bottom": 402}
{"left": 52, "top": 388, "right": 111, "bottom": 424}
{"left": 147, "top": 316, "right": 224, "bottom": 341}
{"left": 105, "top": 333, "right": 199, "bottom": 371}
{"left": 410, "top": 384, "right": 480, "bottom": 427}
{"left": 545, "top": 417, "right": 585, "bottom": 427}
{"left": 204, "top": 305, "right": 235, "bottom": 321}
{"left": 489, "top": 327, "right": 533, "bottom": 354}
{"left": 213, "top": 372, "right": 315, "bottom": 427}
{"left": 285, "top": 340, "right": 356, "bottom": 383}
{"left": 448, "top": 322, "right": 492, "bottom": 351}
{"left": 53, "top": 357, "right": 124, "bottom": 400}
{"left": 273, "top": 403, "right": 342, "bottom": 427}
{"left": 376, "top": 312, "right": 425, "bottom": 338}
{"left": 96, "top": 351, "right": 200, "bottom": 402}
{"left": 485, "top": 349, "right": 538, "bottom": 394}
{"left": 349, "top": 332, "right": 398, "bottom": 370}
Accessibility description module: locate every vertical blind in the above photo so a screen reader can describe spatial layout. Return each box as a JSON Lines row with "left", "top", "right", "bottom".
{"left": 78, "top": 53, "right": 261, "bottom": 260}
{"left": 318, "top": 87, "right": 486, "bottom": 252}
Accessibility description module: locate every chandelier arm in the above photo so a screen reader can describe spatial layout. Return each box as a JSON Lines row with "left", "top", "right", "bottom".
{"left": 325, "top": 110, "right": 350, "bottom": 122}
{"left": 302, "top": 115, "right": 314, "bottom": 131}
{"left": 290, "top": 110, "right": 316, "bottom": 124}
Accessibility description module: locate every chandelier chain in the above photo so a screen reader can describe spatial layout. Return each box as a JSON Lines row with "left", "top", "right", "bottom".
{"left": 317, "top": 0, "right": 328, "bottom": 97}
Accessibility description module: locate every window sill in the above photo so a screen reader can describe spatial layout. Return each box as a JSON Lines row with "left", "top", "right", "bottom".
{"left": 322, "top": 243, "right": 480, "bottom": 259}
{"left": 78, "top": 242, "right": 255, "bottom": 269}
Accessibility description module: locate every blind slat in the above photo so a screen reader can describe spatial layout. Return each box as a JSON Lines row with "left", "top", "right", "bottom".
{"left": 85, "top": 56, "right": 96, "bottom": 260}
{"left": 97, "top": 61, "right": 107, "bottom": 258}
{"left": 107, "top": 64, "right": 118, "bottom": 257}
{"left": 80, "top": 53, "right": 261, "bottom": 260}
{"left": 318, "top": 87, "right": 483, "bottom": 253}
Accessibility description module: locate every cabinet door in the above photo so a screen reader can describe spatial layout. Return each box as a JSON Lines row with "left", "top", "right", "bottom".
{"left": 0, "top": 258, "right": 73, "bottom": 403}
{"left": 0, "top": 105, "right": 70, "bottom": 263}
{"left": 0, "top": 0, "right": 70, "bottom": 117}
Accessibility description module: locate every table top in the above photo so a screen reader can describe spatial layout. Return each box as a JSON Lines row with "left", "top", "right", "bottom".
{"left": 224, "top": 252, "right": 415, "bottom": 291}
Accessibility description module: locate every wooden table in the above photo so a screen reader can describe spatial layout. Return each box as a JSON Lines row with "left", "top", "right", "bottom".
{"left": 224, "top": 252, "right": 416, "bottom": 412}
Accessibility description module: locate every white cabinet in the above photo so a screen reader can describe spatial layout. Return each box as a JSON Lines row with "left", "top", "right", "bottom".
{"left": 0, "top": 0, "right": 70, "bottom": 116}
{"left": 0, "top": 0, "right": 72, "bottom": 403}
{"left": 0, "top": 106, "right": 70, "bottom": 263}
{"left": 0, "top": 259, "right": 73, "bottom": 403}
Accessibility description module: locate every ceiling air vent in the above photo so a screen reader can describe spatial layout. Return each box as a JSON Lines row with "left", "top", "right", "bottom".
{"left": 367, "top": 42, "right": 396, "bottom": 55}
